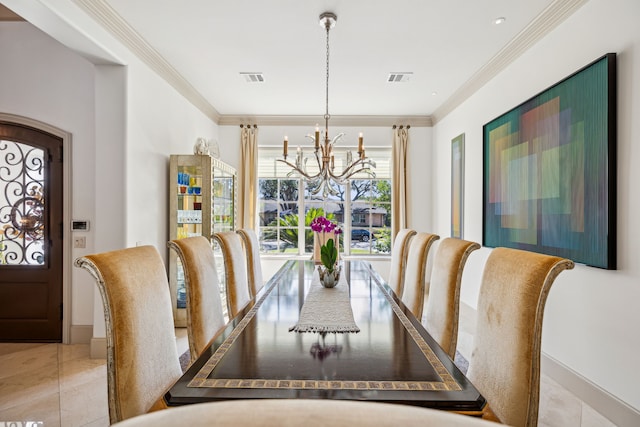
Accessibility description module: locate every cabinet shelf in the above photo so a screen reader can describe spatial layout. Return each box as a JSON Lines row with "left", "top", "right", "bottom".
{"left": 168, "top": 154, "right": 237, "bottom": 326}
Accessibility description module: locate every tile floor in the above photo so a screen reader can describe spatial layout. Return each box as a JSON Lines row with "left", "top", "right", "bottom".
{"left": 0, "top": 329, "right": 188, "bottom": 427}
{"left": 0, "top": 321, "right": 617, "bottom": 426}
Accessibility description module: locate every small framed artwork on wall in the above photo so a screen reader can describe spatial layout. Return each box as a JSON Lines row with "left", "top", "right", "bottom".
{"left": 451, "top": 133, "right": 465, "bottom": 239}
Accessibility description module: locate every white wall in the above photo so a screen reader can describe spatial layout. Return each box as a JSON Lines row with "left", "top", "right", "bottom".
{"left": 124, "top": 59, "right": 219, "bottom": 256}
{"left": 0, "top": 22, "right": 97, "bottom": 327}
{"left": 432, "top": 0, "right": 640, "bottom": 411}
{"left": 0, "top": 21, "right": 220, "bottom": 340}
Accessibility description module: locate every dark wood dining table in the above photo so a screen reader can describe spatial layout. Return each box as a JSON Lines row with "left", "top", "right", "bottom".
{"left": 164, "top": 259, "right": 495, "bottom": 419}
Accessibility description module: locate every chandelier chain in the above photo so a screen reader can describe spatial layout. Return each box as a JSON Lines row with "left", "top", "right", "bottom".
{"left": 277, "top": 11, "right": 376, "bottom": 198}
{"left": 324, "top": 20, "right": 331, "bottom": 123}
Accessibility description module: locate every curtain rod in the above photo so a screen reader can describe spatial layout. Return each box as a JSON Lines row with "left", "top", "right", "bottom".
{"left": 392, "top": 125, "right": 411, "bottom": 129}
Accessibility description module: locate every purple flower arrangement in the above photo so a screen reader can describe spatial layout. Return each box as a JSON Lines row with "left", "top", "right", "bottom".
{"left": 310, "top": 216, "right": 343, "bottom": 236}
{"left": 311, "top": 216, "right": 342, "bottom": 273}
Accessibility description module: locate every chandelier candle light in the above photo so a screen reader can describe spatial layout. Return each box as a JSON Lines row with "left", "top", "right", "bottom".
{"left": 278, "top": 12, "right": 376, "bottom": 197}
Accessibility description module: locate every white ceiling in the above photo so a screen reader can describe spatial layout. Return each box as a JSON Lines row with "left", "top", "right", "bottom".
{"left": 4, "top": 0, "right": 588, "bottom": 123}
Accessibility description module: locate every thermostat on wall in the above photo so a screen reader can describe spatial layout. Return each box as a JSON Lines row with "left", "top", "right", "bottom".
{"left": 71, "top": 220, "right": 90, "bottom": 231}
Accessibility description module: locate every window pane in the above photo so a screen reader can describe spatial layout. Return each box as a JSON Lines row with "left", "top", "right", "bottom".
{"left": 279, "top": 179, "right": 299, "bottom": 202}
{"left": 258, "top": 178, "right": 277, "bottom": 200}
{"left": 0, "top": 140, "right": 46, "bottom": 265}
{"left": 258, "top": 178, "right": 301, "bottom": 251}
{"left": 373, "top": 227, "right": 391, "bottom": 254}
{"left": 351, "top": 179, "right": 373, "bottom": 201}
{"left": 258, "top": 145, "right": 393, "bottom": 255}
{"left": 303, "top": 226, "right": 314, "bottom": 253}
{"left": 259, "top": 227, "right": 279, "bottom": 253}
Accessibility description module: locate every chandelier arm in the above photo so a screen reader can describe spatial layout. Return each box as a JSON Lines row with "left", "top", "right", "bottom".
{"left": 276, "top": 159, "right": 320, "bottom": 181}
{"left": 329, "top": 132, "right": 345, "bottom": 147}
{"left": 336, "top": 158, "right": 374, "bottom": 177}
{"left": 340, "top": 168, "right": 377, "bottom": 181}
{"left": 313, "top": 150, "right": 323, "bottom": 170}
{"left": 318, "top": 179, "right": 340, "bottom": 197}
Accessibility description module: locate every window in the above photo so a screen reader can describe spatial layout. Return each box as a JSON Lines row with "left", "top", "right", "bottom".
{"left": 258, "top": 145, "right": 392, "bottom": 255}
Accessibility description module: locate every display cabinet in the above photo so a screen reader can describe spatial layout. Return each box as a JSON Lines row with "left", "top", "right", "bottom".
{"left": 169, "top": 154, "right": 237, "bottom": 326}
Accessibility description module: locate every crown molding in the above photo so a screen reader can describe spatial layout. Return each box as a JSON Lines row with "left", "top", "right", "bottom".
{"left": 218, "top": 115, "right": 432, "bottom": 127}
{"left": 431, "top": 0, "right": 588, "bottom": 124}
{"left": 72, "top": 0, "right": 585, "bottom": 128}
{"left": 72, "top": 0, "right": 221, "bottom": 122}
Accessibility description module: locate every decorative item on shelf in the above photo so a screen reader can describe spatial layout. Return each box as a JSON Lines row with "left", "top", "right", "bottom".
{"left": 194, "top": 137, "right": 210, "bottom": 155}
{"left": 311, "top": 216, "right": 342, "bottom": 288}
{"left": 209, "top": 139, "right": 221, "bottom": 159}
{"left": 277, "top": 12, "right": 376, "bottom": 197}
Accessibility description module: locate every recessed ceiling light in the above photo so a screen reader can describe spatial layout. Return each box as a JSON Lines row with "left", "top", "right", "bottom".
{"left": 494, "top": 16, "right": 506, "bottom": 25}
{"left": 431, "top": 91, "right": 438, "bottom": 96}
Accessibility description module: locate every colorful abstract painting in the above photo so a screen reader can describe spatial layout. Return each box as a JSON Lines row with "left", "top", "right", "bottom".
{"left": 483, "top": 53, "right": 616, "bottom": 269}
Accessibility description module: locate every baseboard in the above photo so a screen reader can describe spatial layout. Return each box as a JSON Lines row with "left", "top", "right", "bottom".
{"left": 90, "top": 337, "right": 107, "bottom": 359}
{"left": 542, "top": 353, "right": 640, "bottom": 426}
{"left": 69, "top": 325, "right": 93, "bottom": 344}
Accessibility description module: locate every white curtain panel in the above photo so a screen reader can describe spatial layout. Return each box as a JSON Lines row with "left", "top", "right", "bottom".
{"left": 240, "top": 125, "right": 258, "bottom": 230}
{"left": 391, "top": 126, "right": 409, "bottom": 240}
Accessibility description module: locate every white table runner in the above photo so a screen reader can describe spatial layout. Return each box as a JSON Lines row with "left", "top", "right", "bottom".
{"left": 289, "top": 268, "right": 360, "bottom": 333}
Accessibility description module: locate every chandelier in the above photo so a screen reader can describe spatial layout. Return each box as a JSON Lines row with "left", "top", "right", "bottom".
{"left": 278, "top": 12, "right": 376, "bottom": 197}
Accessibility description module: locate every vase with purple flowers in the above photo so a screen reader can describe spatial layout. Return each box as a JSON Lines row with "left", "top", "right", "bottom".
{"left": 311, "top": 216, "right": 343, "bottom": 288}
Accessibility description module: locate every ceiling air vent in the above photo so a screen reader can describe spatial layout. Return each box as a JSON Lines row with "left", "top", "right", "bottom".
{"left": 240, "top": 72, "right": 264, "bottom": 83}
{"left": 387, "top": 72, "right": 413, "bottom": 83}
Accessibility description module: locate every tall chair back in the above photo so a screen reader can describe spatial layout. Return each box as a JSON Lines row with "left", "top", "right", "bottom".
{"left": 168, "top": 236, "right": 226, "bottom": 364}
{"left": 213, "top": 231, "right": 251, "bottom": 318}
{"left": 74, "top": 246, "right": 182, "bottom": 423}
{"left": 400, "top": 232, "right": 440, "bottom": 319}
{"left": 387, "top": 228, "right": 417, "bottom": 297}
{"left": 424, "top": 238, "right": 480, "bottom": 359}
{"left": 236, "top": 228, "right": 264, "bottom": 297}
{"left": 467, "top": 247, "right": 574, "bottom": 427}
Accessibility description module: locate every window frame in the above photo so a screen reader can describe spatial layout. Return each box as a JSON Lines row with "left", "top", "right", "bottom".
{"left": 257, "top": 146, "right": 392, "bottom": 257}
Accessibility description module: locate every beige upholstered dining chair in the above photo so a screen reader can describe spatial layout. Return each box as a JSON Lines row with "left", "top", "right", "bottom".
{"left": 213, "top": 231, "right": 252, "bottom": 318}
{"left": 74, "top": 246, "right": 182, "bottom": 424}
{"left": 400, "top": 232, "right": 440, "bottom": 319}
{"left": 424, "top": 238, "right": 480, "bottom": 359}
{"left": 466, "top": 247, "right": 574, "bottom": 427}
{"left": 168, "top": 236, "right": 226, "bottom": 364}
{"left": 112, "top": 399, "right": 498, "bottom": 427}
{"left": 236, "top": 228, "right": 264, "bottom": 297}
{"left": 387, "top": 228, "right": 417, "bottom": 297}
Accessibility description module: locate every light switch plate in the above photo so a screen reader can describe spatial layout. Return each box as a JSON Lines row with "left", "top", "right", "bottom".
{"left": 73, "top": 236, "right": 86, "bottom": 248}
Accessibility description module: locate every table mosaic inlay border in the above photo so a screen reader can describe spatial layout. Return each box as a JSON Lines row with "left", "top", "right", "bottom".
{"left": 188, "top": 261, "right": 462, "bottom": 392}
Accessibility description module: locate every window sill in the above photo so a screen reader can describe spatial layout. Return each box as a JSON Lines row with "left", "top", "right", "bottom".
{"left": 259, "top": 253, "right": 391, "bottom": 261}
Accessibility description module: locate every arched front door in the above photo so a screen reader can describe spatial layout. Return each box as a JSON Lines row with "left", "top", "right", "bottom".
{"left": 0, "top": 121, "right": 63, "bottom": 341}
